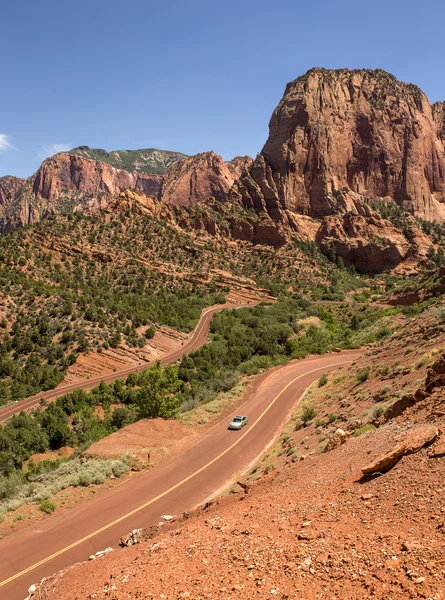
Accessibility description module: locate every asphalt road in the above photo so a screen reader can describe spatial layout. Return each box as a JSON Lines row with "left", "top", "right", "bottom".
{"left": 0, "top": 303, "right": 246, "bottom": 424}
{"left": 0, "top": 350, "right": 361, "bottom": 600}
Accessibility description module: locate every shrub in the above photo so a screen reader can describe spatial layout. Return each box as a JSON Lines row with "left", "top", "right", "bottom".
{"left": 318, "top": 373, "right": 328, "bottom": 388}
{"left": 76, "top": 472, "right": 91, "bottom": 487}
{"left": 111, "top": 458, "right": 130, "bottom": 478}
{"left": 301, "top": 403, "right": 317, "bottom": 424}
{"left": 144, "top": 326, "right": 156, "bottom": 339}
{"left": 39, "top": 499, "right": 56, "bottom": 514}
{"left": 375, "top": 326, "right": 391, "bottom": 340}
{"left": 376, "top": 385, "right": 391, "bottom": 401}
{"left": 351, "top": 423, "right": 376, "bottom": 437}
{"left": 356, "top": 367, "right": 370, "bottom": 383}
{"left": 91, "top": 471, "right": 107, "bottom": 485}
{"left": 372, "top": 405, "right": 386, "bottom": 419}
{"left": 263, "top": 463, "right": 276, "bottom": 474}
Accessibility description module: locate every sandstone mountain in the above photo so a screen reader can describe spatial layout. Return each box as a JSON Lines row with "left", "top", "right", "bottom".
{"left": 161, "top": 152, "right": 252, "bottom": 206}
{"left": 229, "top": 68, "right": 445, "bottom": 270}
{"left": 1, "top": 68, "right": 445, "bottom": 272}
{"left": 233, "top": 68, "right": 445, "bottom": 222}
{"left": 0, "top": 151, "right": 251, "bottom": 233}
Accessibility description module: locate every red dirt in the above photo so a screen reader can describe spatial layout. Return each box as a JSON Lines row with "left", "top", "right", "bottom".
{"left": 0, "top": 353, "right": 360, "bottom": 600}
{"left": 30, "top": 421, "right": 445, "bottom": 600}
{"left": 60, "top": 325, "right": 189, "bottom": 387}
{"left": 23, "top": 302, "right": 445, "bottom": 600}
{"left": 84, "top": 418, "right": 199, "bottom": 465}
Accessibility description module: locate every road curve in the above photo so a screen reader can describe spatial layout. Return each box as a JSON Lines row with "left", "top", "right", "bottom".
{"left": 0, "top": 350, "right": 361, "bottom": 600}
{"left": 0, "top": 303, "right": 249, "bottom": 424}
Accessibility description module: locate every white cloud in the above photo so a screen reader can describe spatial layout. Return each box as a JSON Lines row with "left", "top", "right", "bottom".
{"left": 0, "top": 133, "right": 15, "bottom": 151}
{"left": 39, "top": 143, "right": 71, "bottom": 159}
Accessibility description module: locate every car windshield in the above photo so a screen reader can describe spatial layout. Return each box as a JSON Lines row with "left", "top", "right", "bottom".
{"left": 232, "top": 417, "right": 242, "bottom": 422}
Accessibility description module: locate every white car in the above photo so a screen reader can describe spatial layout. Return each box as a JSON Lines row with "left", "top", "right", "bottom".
{"left": 228, "top": 415, "right": 248, "bottom": 430}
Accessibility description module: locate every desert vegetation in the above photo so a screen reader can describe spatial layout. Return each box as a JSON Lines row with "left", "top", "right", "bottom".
{"left": 0, "top": 299, "right": 396, "bottom": 486}
{"left": 0, "top": 205, "right": 377, "bottom": 404}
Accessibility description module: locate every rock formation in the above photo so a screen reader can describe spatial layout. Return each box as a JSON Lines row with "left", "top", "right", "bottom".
{"left": 0, "top": 176, "right": 25, "bottom": 209}
{"left": 33, "top": 153, "right": 163, "bottom": 201}
{"left": 161, "top": 151, "right": 247, "bottom": 207}
{"left": 0, "top": 151, "right": 251, "bottom": 232}
{"left": 228, "top": 68, "right": 445, "bottom": 270}
{"left": 1, "top": 68, "right": 445, "bottom": 272}
{"left": 234, "top": 68, "right": 445, "bottom": 222}
{"left": 432, "top": 101, "right": 445, "bottom": 143}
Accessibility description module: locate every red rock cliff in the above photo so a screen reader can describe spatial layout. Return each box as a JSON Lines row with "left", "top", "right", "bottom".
{"left": 161, "top": 151, "right": 246, "bottom": 207}
{"left": 0, "top": 150, "right": 250, "bottom": 231}
{"left": 234, "top": 68, "right": 445, "bottom": 222}
{"left": 433, "top": 101, "right": 445, "bottom": 143}
{"left": 0, "top": 176, "right": 25, "bottom": 209}
{"left": 33, "top": 153, "right": 162, "bottom": 200}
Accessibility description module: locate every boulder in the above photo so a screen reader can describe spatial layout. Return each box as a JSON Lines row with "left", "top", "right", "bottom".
{"left": 361, "top": 426, "right": 439, "bottom": 475}
{"left": 324, "top": 428, "right": 351, "bottom": 452}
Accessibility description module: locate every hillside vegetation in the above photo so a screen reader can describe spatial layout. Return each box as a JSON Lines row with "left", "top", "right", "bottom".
{"left": 68, "top": 146, "right": 188, "bottom": 174}
{"left": 0, "top": 197, "right": 374, "bottom": 404}
{"left": 0, "top": 297, "right": 402, "bottom": 514}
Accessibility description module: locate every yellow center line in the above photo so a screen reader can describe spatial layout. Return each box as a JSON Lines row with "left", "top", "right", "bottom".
{"left": 0, "top": 358, "right": 353, "bottom": 589}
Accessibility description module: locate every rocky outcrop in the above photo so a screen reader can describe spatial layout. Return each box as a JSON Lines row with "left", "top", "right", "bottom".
{"left": 161, "top": 151, "right": 240, "bottom": 207}
{"left": 361, "top": 426, "right": 439, "bottom": 475}
{"left": 226, "top": 156, "right": 254, "bottom": 180}
{"left": 386, "top": 266, "right": 445, "bottom": 306}
{"left": 314, "top": 191, "right": 414, "bottom": 272}
{"left": 172, "top": 197, "right": 287, "bottom": 247}
{"left": 234, "top": 68, "right": 445, "bottom": 223}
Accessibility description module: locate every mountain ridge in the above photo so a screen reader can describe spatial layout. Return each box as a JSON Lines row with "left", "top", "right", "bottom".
{"left": 68, "top": 146, "right": 188, "bottom": 175}
{"left": 1, "top": 67, "right": 445, "bottom": 272}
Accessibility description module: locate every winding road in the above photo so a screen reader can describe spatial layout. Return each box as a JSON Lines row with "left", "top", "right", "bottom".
{"left": 0, "top": 347, "right": 361, "bottom": 600}
{"left": 0, "top": 303, "right": 246, "bottom": 424}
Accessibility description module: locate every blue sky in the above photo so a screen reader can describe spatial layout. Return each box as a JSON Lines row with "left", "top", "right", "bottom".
{"left": 1, "top": 0, "right": 444, "bottom": 178}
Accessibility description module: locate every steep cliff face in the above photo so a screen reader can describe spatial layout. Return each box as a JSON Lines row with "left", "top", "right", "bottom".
{"left": 0, "top": 150, "right": 251, "bottom": 231}
{"left": 226, "top": 155, "right": 254, "bottom": 180}
{"left": 0, "top": 176, "right": 25, "bottom": 209}
{"left": 161, "top": 151, "right": 244, "bottom": 207}
{"left": 0, "top": 154, "right": 164, "bottom": 232}
{"left": 234, "top": 68, "right": 445, "bottom": 222}
{"left": 433, "top": 101, "right": 445, "bottom": 143}
{"left": 33, "top": 153, "right": 163, "bottom": 201}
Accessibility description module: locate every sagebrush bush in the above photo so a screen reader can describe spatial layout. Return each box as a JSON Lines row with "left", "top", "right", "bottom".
{"left": 318, "top": 373, "right": 328, "bottom": 387}
{"left": 301, "top": 403, "right": 317, "bottom": 424}
{"left": 39, "top": 499, "right": 56, "bottom": 514}
{"left": 0, "top": 456, "right": 130, "bottom": 514}
{"left": 356, "top": 367, "right": 371, "bottom": 383}
{"left": 77, "top": 472, "right": 92, "bottom": 487}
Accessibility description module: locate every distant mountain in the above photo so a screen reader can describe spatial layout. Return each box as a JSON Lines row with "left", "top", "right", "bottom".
{"left": 0, "top": 150, "right": 253, "bottom": 234}
{"left": 68, "top": 146, "right": 188, "bottom": 175}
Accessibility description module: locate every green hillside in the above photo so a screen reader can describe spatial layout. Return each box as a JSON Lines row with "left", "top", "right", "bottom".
{"left": 68, "top": 146, "right": 188, "bottom": 175}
